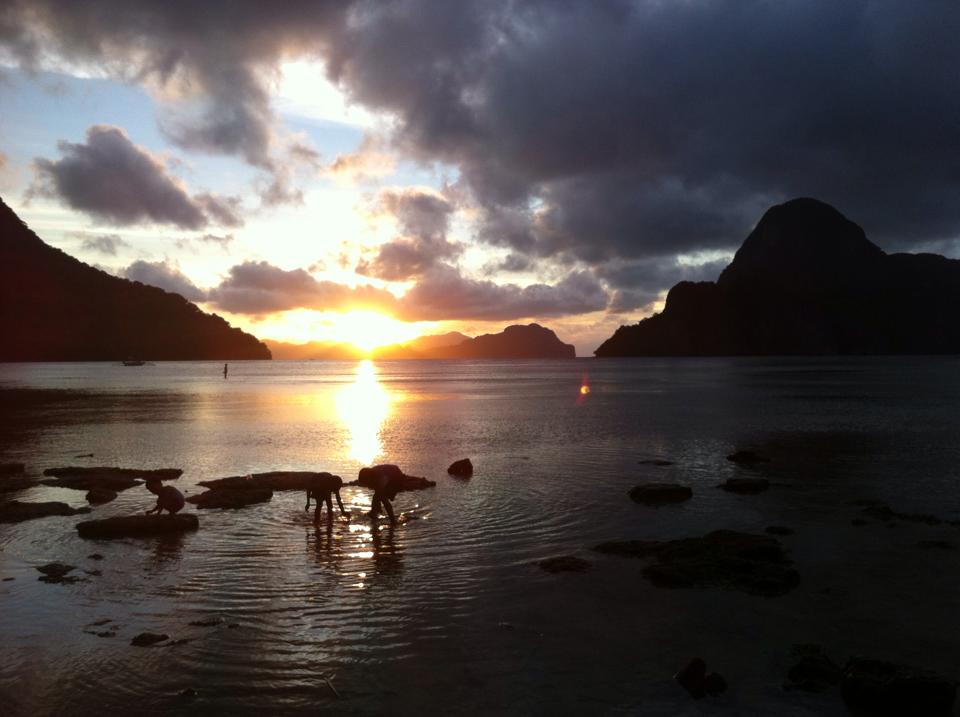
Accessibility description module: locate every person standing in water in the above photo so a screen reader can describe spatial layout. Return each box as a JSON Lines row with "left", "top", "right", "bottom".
{"left": 305, "top": 474, "right": 348, "bottom": 523}
{"left": 223, "top": 363, "right": 228, "bottom": 379}
{"left": 144, "top": 478, "right": 185, "bottom": 515}
{"left": 358, "top": 465, "right": 406, "bottom": 526}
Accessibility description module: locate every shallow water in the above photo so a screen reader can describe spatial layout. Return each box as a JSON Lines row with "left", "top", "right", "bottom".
{"left": 1, "top": 358, "right": 960, "bottom": 715}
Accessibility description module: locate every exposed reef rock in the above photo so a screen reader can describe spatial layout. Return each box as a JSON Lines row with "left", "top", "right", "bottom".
{"left": 596, "top": 198, "right": 960, "bottom": 356}
{"left": 187, "top": 488, "right": 272, "bottom": 509}
{"left": 76, "top": 514, "right": 199, "bottom": 539}
{"left": 198, "top": 471, "right": 340, "bottom": 492}
{"left": 355, "top": 465, "right": 436, "bottom": 491}
{"left": 594, "top": 530, "right": 799, "bottom": 596}
{"left": 447, "top": 459, "right": 473, "bottom": 477}
{"left": 0, "top": 500, "right": 91, "bottom": 524}
{"left": 42, "top": 467, "right": 182, "bottom": 491}
{"left": 85, "top": 488, "right": 117, "bottom": 505}
{"left": 628, "top": 482, "right": 692, "bottom": 506}
{"left": 0, "top": 198, "right": 270, "bottom": 361}
{"left": 131, "top": 632, "right": 169, "bottom": 647}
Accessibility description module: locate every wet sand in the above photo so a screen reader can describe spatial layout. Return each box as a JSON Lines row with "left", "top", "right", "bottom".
{"left": 1, "top": 359, "right": 960, "bottom": 715}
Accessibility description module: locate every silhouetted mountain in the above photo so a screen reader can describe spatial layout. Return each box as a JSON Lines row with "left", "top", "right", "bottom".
{"left": 0, "top": 198, "right": 270, "bottom": 361}
{"left": 595, "top": 198, "right": 960, "bottom": 356}
{"left": 434, "top": 324, "right": 575, "bottom": 358}
{"left": 265, "top": 340, "right": 363, "bottom": 360}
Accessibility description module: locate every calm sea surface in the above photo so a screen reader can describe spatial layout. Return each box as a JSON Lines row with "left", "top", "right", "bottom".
{"left": 1, "top": 358, "right": 960, "bottom": 715}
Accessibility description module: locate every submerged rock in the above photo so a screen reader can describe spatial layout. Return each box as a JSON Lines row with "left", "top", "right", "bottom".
{"left": 784, "top": 645, "right": 842, "bottom": 692}
{"left": 841, "top": 658, "right": 956, "bottom": 716}
{"left": 198, "top": 471, "right": 341, "bottom": 492}
{"left": 675, "top": 658, "right": 727, "bottom": 699}
{"left": 41, "top": 466, "right": 182, "bottom": 492}
{"left": 0, "top": 500, "right": 91, "bottom": 524}
{"left": 447, "top": 458, "right": 473, "bottom": 477}
{"left": 36, "top": 562, "right": 84, "bottom": 584}
{"left": 628, "top": 482, "right": 692, "bottom": 506}
{"left": 719, "top": 477, "right": 770, "bottom": 494}
{"left": 76, "top": 513, "right": 199, "bottom": 539}
{"left": 356, "top": 464, "right": 436, "bottom": 491}
{"left": 594, "top": 530, "right": 799, "bottom": 597}
{"left": 85, "top": 488, "right": 117, "bottom": 505}
{"left": 187, "top": 488, "right": 272, "bottom": 509}
{"left": 726, "top": 450, "right": 770, "bottom": 465}
{"left": 131, "top": 632, "right": 169, "bottom": 647}
{"left": 538, "top": 555, "right": 591, "bottom": 573}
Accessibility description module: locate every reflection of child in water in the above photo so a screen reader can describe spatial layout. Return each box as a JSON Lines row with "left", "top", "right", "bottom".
{"left": 144, "top": 478, "right": 185, "bottom": 515}
{"left": 304, "top": 475, "right": 347, "bottom": 523}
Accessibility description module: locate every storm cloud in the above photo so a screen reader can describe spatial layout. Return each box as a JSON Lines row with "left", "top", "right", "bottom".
{"left": 31, "top": 125, "right": 243, "bottom": 229}
{"left": 6, "top": 1, "right": 960, "bottom": 308}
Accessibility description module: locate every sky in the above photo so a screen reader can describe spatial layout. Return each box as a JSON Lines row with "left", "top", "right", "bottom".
{"left": 1, "top": 1, "right": 959, "bottom": 355}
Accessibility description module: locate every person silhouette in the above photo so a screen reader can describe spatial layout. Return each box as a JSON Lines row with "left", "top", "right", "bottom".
{"left": 223, "top": 363, "right": 228, "bottom": 379}
{"left": 304, "top": 474, "right": 348, "bottom": 523}
{"left": 358, "top": 465, "right": 405, "bottom": 526}
{"left": 144, "top": 478, "right": 185, "bottom": 515}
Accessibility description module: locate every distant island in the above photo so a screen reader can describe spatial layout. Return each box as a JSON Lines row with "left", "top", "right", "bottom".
{"left": 0, "top": 198, "right": 270, "bottom": 361}
{"left": 596, "top": 198, "right": 960, "bottom": 356}
{"left": 268, "top": 324, "right": 576, "bottom": 360}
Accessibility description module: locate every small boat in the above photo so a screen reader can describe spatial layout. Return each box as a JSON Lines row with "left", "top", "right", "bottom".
{"left": 122, "top": 360, "right": 146, "bottom": 366}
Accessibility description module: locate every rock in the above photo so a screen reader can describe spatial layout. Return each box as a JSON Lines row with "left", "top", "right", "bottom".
{"left": 355, "top": 464, "right": 436, "bottom": 492}
{"left": 85, "top": 488, "right": 117, "bottom": 505}
{"left": 87, "top": 553, "right": 104, "bottom": 560}
{"left": 186, "top": 488, "right": 272, "bottom": 509}
{"left": 0, "top": 462, "right": 25, "bottom": 476}
{"left": 918, "top": 540, "right": 954, "bottom": 550}
{"left": 766, "top": 525, "right": 794, "bottom": 536}
{"left": 538, "top": 555, "right": 591, "bottom": 573}
{"left": 2, "top": 577, "right": 14, "bottom": 581}
{"left": 188, "top": 617, "right": 222, "bottom": 627}
{"left": 226, "top": 623, "right": 240, "bottom": 629}
{"left": 704, "top": 672, "right": 727, "bottom": 696}
{"left": 447, "top": 458, "right": 473, "bottom": 477}
{"left": 862, "top": 502, "right": 943, "bottom": 526}
{"left": 628, "top": 482, "right": 692, "bottom": 506}
{"left": 638, "top": 459, "right": 674, "bottom": 466}
{"left": 0, "top": 475, "right": 37, "bottom": 493}
{"left": 131, "top": 632, "right": 169, "bottom": 647}
{"left": 0, "top": 500, "right": 91, "bottom": 524}
{"left": 594, "top": 530, "right": 800, "bottom": 597}
{"left": 727, "top": 450, "right": 770, "bottom": 465}
{"left": 719, "top": 477, "right": 770, "bottom": 494}
{"left": 41, "top": 466, "right": 182, "bottom": 491}
{"left": 676, "top": 658, "right": 707, "bottom": 698}
{"left": 74, "top": 453, "right": 94, "bottom": 458}
{"left": 76, "top": 513, "right": 199, "bottom": 539}
{"left": 36, "top": 562, "right": 85, "bottom": 584}
{"left": 198, "top": 471, "right": 341, "bottom": 492}
{"left": 785, "top": 645, "right": 842, "bottom": 692}
{"left": 841, "top": 658, "right": 956, "bottom": 716}
{"left": 180, "top": 688, "right": 197, "bottom": 699}
{"left": 85, "top": 569, "right": 102, "bottom": 576}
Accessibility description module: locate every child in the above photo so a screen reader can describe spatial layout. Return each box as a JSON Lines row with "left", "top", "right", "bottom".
{"left": 144, "top": 478, "right": 185, "bottom": 515}
{"left": 357, "top": 465, "right": 407, "bottom": 526}
{"left": 304, "top": 474, "right": 347, "bottom": 523}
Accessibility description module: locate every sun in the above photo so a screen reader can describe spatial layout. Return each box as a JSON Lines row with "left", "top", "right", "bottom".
{"left": 327, "top": 310, "right": 423, "bottom": 352}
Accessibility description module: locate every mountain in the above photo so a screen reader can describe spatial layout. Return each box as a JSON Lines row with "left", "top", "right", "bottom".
{"left": 265, "top": 340, "right": 363, "bottom": 360}
{"left": 0, "top": 198, "right": 270, "bottom": 361}
{"left": 433, "top": 324, "right": 575, "bottom": 359}
{"left": 595, "top": 198, "right": 960, "bottom": 356}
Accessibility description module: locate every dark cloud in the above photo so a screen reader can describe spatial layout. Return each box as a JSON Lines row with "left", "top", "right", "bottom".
{"left": 396, "top": 264, "right": 609, "bottom": 322}
{"left": 7, "top": 1, "right": 960, "bottom": 308}
{"left": 30, "top": 125, "right": 243, "bottom": 229}
{"left": 122, "top": 259, "right": 206, "bottom": 301}
{"left": 356, "top": 188, "right": 460, "bottom": 281}
{"left": 206, "top": 260, "right": 397, "bottom": 315}
{"left": 79, "top": 233, "right": 129, "bottom": 256}
{"left": 597, "top": 257, "right": 730, "bottom": 313}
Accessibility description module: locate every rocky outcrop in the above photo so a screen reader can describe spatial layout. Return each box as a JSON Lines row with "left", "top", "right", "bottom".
{"left": 198, "top": 471, "right": 341, "bottom": 492}
{"left": 187, "top": 488, "right": 272, "bottom": 509}
{"left": 595, "top": 198, "right": 960, "bottom": 357}
{"left": 447, "top": 459, "right": 473, "bottom": 478}
{"left": 76, "top": 513, "right": 199, "bottom": 539}
{"left": 628, "top": 482, "right": 692, "bottom": 505}
{"left": 85, "top": 488, "right": 117, "bottom": 505}
{"left": 42, "top": 467, "right": 182, "bottom": 491}
{"left": 131, "top": 632, "right": 169, "bottom": 647}
{"left": 36, "top": 562, "right": 83, "bottom": 584}
{"left": 355, "top": 464, "right": 436, "bottom": 491}
{"left": 0, "top": 500, "right": 91, "bottom": 523}
{"left": 594, "top": 530, "right": 799, "bottom": 596}
{"left": 841, "top": 658, "right": 956, "bottom": 716}
{"left": 0, "top": 198, "right": 271, "bottom": 361}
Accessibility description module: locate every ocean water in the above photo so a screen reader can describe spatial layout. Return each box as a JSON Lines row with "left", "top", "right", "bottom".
{"left": 1, "top": 358, "right": 960, "bottom": 716}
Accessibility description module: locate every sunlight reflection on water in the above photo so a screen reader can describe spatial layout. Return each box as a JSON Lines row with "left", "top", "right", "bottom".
{"left": 335, "top": 360, "right": 390, "bottom": 465}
